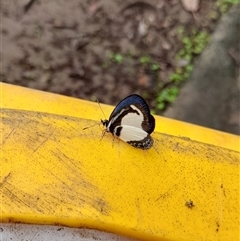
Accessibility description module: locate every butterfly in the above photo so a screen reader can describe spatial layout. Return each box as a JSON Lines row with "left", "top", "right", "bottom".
{"left": 101, "top": 94, "right": 155, "bottom": 150}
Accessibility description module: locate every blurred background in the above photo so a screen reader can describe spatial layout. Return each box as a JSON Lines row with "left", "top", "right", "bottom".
{"left": 1, "top": 0, "right": 239, "bottom": 135}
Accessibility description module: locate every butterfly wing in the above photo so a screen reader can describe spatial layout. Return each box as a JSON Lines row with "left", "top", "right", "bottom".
{"left": 108, "top": 94, "right": 155, "bottom": 134}
{"left": 114, "top": 125, "right": 153, "bottom": 150}
{"left": 105, "top": 94, "right": 155, "bottom": 149}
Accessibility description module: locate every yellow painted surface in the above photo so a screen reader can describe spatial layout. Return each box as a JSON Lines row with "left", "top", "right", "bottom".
{"left": 1, "top": 82, "right": 239, "bottom": 152}
{"left": 0, "top": 83, "right": 240, "bottom": 241}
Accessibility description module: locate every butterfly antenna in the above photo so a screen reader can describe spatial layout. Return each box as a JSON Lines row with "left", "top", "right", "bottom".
{"left": 97, "top": 98, "right": 107, "bottom": 120}
{"left": 82, "top": 123, "right": 100, "bottom": 130}
{"left": 83, "top": 98, "right": 107, "bottom": 130}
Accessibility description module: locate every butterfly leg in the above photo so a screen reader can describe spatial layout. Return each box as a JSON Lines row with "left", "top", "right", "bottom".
{"left": 100, "top": 129, "right": 107, "bottom": 141}
{"left": 111, "top": 135, "right": 116, "bottom": 148}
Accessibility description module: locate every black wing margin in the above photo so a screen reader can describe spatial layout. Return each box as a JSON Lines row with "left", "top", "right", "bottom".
{"left": 109, "top": 94, "right": 155, "bottom": 134}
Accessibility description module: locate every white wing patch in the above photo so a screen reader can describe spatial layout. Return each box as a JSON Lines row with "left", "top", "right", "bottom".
{"left": 120, "top": 105, "right": 144, "bottom": 128}
{"left": 116, "top": 125, "right": 148, "bottom": 142}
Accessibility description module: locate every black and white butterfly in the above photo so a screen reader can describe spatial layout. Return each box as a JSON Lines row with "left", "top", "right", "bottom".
{"left": 101, "top": 94, "right": 155, "bottom": 150}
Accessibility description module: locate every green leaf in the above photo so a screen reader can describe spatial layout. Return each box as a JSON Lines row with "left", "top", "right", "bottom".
{"left": 157, "top": 102, "right": 165, "bottom": 110}
{"left": 150, "top": 63, "right": 159, "bottom": 71}
{"left": 139, "top": 55, "right": 151, "bottom": 64}
{"left": 114, "top": 53, "right": 123, "bottom": 63}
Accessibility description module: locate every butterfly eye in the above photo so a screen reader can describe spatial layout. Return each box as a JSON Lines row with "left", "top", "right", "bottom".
{"left": 101, "top": 119, "right": 108, "bottom": 127}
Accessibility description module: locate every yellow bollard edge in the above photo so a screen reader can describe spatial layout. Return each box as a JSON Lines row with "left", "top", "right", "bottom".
{"left": 1, "top": 83, "right": 240, "bottom": 241}
{"left": 0, "top": 82, "right": 239, "bottom": 152}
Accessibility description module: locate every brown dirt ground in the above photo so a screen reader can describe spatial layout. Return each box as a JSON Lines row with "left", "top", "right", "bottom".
{"left": 1, "top": 0, "right": 223, "bottom": 108}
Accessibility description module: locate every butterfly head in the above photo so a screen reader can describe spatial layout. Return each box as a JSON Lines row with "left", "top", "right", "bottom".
{"left": 101, "top": 119, "right": 109, "bottom": 128}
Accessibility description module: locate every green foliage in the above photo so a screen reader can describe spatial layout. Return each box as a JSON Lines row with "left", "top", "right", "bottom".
{"left": 158, "top": 29, "right": 209, "bottom": 110}
{"left": 193, "top": 31, "right": 209, "bottom": 54}
{"left": 209, "top": 10, "right": 219, "bottom": 20}
{"left": 139, "top": 55, "right": 151, "bottom": 64}
{"left": 155, "top": 28, "right": 204, "bottom": 111}
{"left": 216, "top": 0, "right": 240, "bottom": 13}
{"left": 105, "top": 53, "right": 161, "bottom": 71}
{"left": 177, "top": 31, "right": 209, "bottom": 61}
{"left": 157, "top": 87, "right": 179, "bottom": 110}
{"left": 109, "top": 52, "right": 123, "bottom": 64}
{"left": 169, "top": 64, "right": 193, "bottom": 84}
{"left": 169, "top": 72, "right": 184, "bottom": 83}
{"left": 102, "top": 52, "right": 125, "bottom": 67}
{"left": 150, "top": 63, "right": 159, "bottom": 71}
{"left": 139, "top": 55, "right": 160, "bottom": 71}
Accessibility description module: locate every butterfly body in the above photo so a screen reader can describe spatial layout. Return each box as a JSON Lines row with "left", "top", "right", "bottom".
{"left": 101, "top": 94, "right": 155, "bottom": 150}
